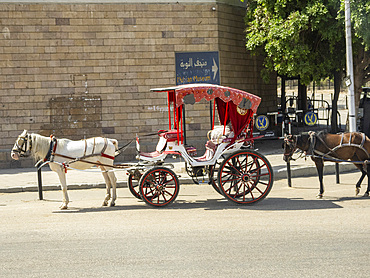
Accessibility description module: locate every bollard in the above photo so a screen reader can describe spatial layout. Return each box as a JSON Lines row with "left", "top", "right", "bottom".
{"left": 287, "top": 160, "right": 292, "bottom": 187}
{"left": 335, "top": 163, "right": 340, "bottom": 184}
{"left": 37, "top": 167, "right": 43, "bottom": 200}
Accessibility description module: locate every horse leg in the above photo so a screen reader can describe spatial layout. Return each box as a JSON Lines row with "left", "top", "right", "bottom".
{"left": 355, "top": 172, "right": 366, "bottom": 196}
{"left": 107, "top": 168, "right": 117, "bottom": 207}
{"left": 352, "top": 153, "right": 366, "bottom": 195}
{"left": 354, "top": 164, "right": 366, "bottom": 196}
{"left": 50, "top": 163, "right": 69, "bottom": 209}
{"left": 314, "top": 159, "right": 325, "bottom": 198}
{"left": 100, "top": 167, "right": 112, "bottom": 206}
{"left": 364, "top": 164, "right": 370, "bottom": 197}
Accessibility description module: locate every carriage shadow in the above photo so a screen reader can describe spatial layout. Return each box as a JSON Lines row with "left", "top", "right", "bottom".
{"left": 51, "top": 196, "right": 356, "bottom": 213}
{"left": 173, "top": 197, "right": 344, "bottom": 211}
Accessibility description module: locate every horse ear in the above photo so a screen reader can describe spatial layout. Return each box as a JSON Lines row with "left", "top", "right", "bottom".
{"left": 20, "top": 130, "right": 27, "bottom": 137}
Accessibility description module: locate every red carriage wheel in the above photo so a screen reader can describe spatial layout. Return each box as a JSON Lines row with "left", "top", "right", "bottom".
{"left": 128, "top": 173, "right": 142, "bottom": 199}
{"left": 209, "top": 163, "right": 226, "bottom": 195}
{"left": 209, "top": 164, "right": 221, "bottom": 194}
{"left": 139, "top": 167, "right": 180, "bottom": 207}
{"left": 217, "top": 150, "right": 273, "bottom": 204}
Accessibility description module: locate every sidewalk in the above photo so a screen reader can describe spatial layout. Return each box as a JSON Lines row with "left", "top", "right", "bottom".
{"left": 0, "top": 139, "right": 357, "bottom": 194}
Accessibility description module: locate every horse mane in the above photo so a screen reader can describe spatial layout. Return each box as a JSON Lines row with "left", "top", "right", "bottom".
{"left": 297, "top": 132, "right": 311, "bottom": 148}
{"left": 31, "top": 134, "right": 51, "bottom": 161}
{"left": 31, "top": 134, "right": 72, "bottom": 161}
{"left": 299, "top": 130, "right": 328, "bottom": 140}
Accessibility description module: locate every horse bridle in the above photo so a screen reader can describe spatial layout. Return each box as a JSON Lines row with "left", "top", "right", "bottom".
{"left": 283, "top": 135, "right": 297, "bottom": 159}
{"left": 12, "top": 133, "right": 32, "bottom": 157}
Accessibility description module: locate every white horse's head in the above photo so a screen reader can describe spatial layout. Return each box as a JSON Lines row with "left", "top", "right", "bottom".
{"left": 11, "top": 130, "right": 31, "bottom": 160}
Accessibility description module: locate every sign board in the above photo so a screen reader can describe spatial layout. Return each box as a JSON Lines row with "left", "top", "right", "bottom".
{"left": 255, "top": 115, "right": 269, "bottom": 131}
{"left": 304, "top": 112, "right": 318, "bottom": 126}
{"left": 175, "top": 52, "right": 220, "bottom": 85}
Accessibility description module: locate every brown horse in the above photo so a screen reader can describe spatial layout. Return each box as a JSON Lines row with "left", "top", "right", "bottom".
{"left": 283, "top": 131, "right": 370, "bottom": 198}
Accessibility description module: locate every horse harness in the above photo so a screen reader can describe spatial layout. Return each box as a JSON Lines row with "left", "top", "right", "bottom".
{"left": 307, "top": 131, "right": 370, "bottom": 164}
{"left": 45, "top": 136, "right": 114, "bottom": 162}
{"left": 33, "top": 135, "right": 116, "bottom": 172}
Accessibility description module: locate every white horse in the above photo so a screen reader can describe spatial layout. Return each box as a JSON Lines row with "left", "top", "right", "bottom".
{"left": 11, "top": 130, "right": 118, "bottom": 209}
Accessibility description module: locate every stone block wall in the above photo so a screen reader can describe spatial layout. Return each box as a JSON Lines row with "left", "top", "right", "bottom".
{"left": 0, "top": 1, "right": 276, "bottom": 168}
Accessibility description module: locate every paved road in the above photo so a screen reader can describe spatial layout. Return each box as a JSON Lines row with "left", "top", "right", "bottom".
{"left": 0, "top": 171, "right": 369, "bottom": 278}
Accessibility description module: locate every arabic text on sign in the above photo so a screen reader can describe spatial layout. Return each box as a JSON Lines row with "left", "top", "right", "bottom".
{"left": 180, "top": 58, "right": 208, "bottom": 70}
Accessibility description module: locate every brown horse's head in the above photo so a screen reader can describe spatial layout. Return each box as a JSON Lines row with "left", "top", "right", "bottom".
{"left": 283, "top": 134, "right": 297, "bottom": 162}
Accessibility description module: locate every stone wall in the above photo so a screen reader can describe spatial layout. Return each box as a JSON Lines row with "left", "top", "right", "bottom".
{"left": 0, "top": 1, "right": 276, "bottom": 168}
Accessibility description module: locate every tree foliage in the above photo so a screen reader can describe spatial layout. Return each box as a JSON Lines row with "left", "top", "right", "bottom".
{"left": 244, "top": 0, "right": 369, "bottom": 90}
{"left": 349, "top": 0, "right": 370, "bottom": 49}
{"left": 347, "top": 0, "right": 370, "bottom": 93}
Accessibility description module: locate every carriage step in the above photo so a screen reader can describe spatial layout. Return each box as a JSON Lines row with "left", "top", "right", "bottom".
{"left": 198, "top": 180, "right": 209, "bottom": 184}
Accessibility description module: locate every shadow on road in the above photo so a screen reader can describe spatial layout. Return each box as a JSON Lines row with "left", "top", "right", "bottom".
{"left": 50, "top": 196, "right": 357, "bottom": 213}
{"left": 171, "top": 197, "right": 345, "bottom": 211}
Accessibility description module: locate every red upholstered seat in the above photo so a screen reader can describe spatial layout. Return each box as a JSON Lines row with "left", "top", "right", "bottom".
{"left": 159, "top": 130, "right": 179, "bottom": 142}
{"left": 139, "top": 151, "right": 164, "bottom": 158}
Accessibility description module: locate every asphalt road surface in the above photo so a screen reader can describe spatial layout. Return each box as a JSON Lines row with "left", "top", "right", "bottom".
{"left": 0, "top": 171, "right": 369, "bottom": 278}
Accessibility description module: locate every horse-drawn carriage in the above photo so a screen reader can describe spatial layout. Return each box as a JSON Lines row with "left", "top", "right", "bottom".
{"left": 11, "top": 84, "right": 274, "bottom": 209}
{"left": 127, "top": 84, "right": 273, "bottom": 207}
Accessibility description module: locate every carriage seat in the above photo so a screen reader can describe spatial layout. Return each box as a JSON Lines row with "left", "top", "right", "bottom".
{"left": 140, "top": 130, "right": 177, "bottom": 159}
{"left": 193, "top": 126, "right": 233, "bottom": 162}
{"left": 139, "top": 130, "right": 180, "bottom": 160}
{"left": 207, "top": 125, "right": 233, "bottom": 144}
{"left": 207, "top": 125, "right": 231, "bottom": 144}
{"left": 158, "top": 130, "right": 179, "bottom": 142}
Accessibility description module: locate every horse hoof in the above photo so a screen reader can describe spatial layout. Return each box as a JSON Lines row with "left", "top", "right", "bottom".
{"left": 316, "top": 194, "right": 323, "bottom": 199}
{"left": 355, "top": 188, "right": 360, "bottom": 196}
{"left": 362, "top": 192, "right": 369, "bottom": 198}
{"left": 110, "top": 202, "right": 115, "bottom": 207}
{"left": 102, "top": 202, "right": 108, "bottom": 207}
{"left": 59, "top": 204, "right": 68, "bottom": 210}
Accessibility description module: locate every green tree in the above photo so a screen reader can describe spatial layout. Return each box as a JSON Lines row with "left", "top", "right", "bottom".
{"left": 347, "top": 0, "right": 370, "bottom": 102}
{"left": 244, "top": 0, "right": 370, "bottom": 108}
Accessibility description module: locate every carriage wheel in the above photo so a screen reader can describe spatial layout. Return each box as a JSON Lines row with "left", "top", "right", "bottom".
{"left": 208, "top": 156, "right": 226, "bottom": 195}
{"left": 128, "top": 173, "right": 142, "bottom": 199}
{"left": 139, "top": 167, "right": 180, "bottom": 207}
{"left": 209, "top": 156, "right": 228, "bottom": 196}
{"left": 209, "top": 165, "right": 221, "bottom": 194}
{"left": 217, "top": 150, "right": 273, "bottom": 204}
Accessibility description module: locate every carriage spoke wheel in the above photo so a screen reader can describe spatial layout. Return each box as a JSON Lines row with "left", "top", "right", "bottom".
{"left": 209, "top": 165, "right": 221, "bottom": 195}
{"left": 217, "top": 150, "right": 273, "bottom": 204}
{"left": 208, "top": 157, "right": 224, "bottom": 195}
{"left": 128, "top": 173, "right": 142, "bottom": 199}
{"left": 139, "top": 167, "right": 180, "bottom": 207}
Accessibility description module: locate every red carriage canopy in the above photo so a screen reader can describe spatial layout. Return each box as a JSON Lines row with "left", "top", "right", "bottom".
{"left": 151, "top": 83, "right": 261, "bottom": 114}
{"left": 151, "top": 84, "right": 261, "bottom": 140}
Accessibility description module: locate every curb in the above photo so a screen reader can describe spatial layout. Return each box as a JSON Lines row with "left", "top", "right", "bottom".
{"left": 0, "top": 163, "right": 358, "bottom": 194}
{"left": 274, "top": 162, "right": 357, "bottom": 181}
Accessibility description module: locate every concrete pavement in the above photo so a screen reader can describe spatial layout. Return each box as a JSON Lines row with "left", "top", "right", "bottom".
{"left": 0, "top": 139, "right": 358, "bottom": 194}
